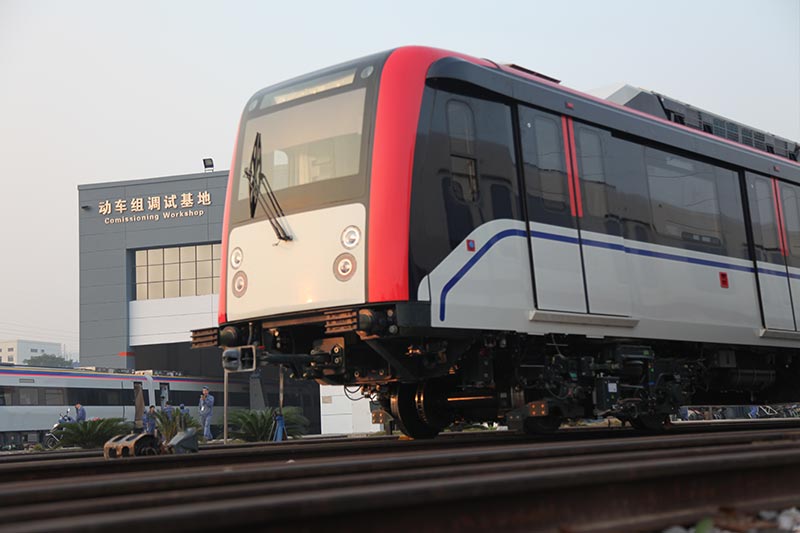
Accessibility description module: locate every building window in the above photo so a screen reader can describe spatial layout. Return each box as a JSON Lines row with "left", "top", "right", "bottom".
{"left": 135, "top": 243, "right": 221, "bottom": 300}
{"left": 8, "top": 348, "right": 13, "bottom": 353}
{"left": 31, "top": 348, "right": 38, "bottom": 353}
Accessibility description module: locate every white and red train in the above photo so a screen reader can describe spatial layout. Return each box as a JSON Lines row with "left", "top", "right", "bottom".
{"left": 194, "top": 46, "right": 800, "bottom": 438}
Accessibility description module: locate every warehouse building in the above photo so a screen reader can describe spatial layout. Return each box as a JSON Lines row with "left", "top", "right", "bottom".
{"left": 78, "top": 169, "right": 322, "bottom": 432}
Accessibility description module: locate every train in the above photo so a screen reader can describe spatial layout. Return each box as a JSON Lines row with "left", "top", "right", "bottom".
{"left": 192, "top": 46, "right": 800, "bottom": 438}
{"left": 0, "top": 364, "right": 248, "bottom": 447}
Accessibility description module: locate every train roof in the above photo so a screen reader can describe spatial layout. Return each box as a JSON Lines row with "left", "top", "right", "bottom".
{"left": 595, "top": 84, "right": 799, "bottom": 162}
{"left": 0, "top": 364, "right": 227, "bottom": 383}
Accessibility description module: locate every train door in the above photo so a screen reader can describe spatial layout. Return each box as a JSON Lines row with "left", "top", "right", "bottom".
{"left": 159, "top": 382, "right": 170, "bottom": 407}
{"left": 518, "top": 106, "right": 586, "bottom": 312}
{"left": 745, "top": 173, "right": 796, "bottom": 330}
{"left": 569, "top": 120, "right": 632, "bottom": 316}
{"left": 777, "top": 180, "right": 800, "bottom": 329}
{"left": 518, "top": 107, "right": 631, "bottom": 315}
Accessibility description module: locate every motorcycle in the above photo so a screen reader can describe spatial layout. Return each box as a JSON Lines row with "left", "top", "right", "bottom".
{"left": 43, "top": 409, "right": 74, "bottom": 449}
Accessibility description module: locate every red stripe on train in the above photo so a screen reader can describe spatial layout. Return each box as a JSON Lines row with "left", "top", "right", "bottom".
{"left": 566, "top": 118, "right": 583, "bottom": 218}
{"left": 218, "top": 119, "right": 241, "bottom": 325}
{"left": 367, "top": 47, "right": 493, "bottom": 302}
{"left": 561, "top": 116, "right": 577, "bottom": 217}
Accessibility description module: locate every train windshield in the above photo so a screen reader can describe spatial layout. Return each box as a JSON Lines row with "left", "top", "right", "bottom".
{"left": 229, "top": 63, "right": 379, "bottom": 224}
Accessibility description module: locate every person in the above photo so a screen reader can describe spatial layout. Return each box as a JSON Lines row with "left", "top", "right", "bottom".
{"left": 179, "top": 403, "right": 188, "bottom": 416}
{"left": 74, "top": 403, "right": 86, "bottom": 423}
{"left": 143, "top": 405, "right": 157, "bottom": 435}
{"left": 162, "top": 401, "right": 174, "bottom": 420}
{"left": 199, "top": 386, "right": 214, "bottom": 440}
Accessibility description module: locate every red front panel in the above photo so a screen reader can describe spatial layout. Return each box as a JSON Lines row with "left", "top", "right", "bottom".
{"left": 218, "top": 120, "right": 241, "bottom": 325}
{"left": 367, "top": 47, "right": 493, "bottom": 303}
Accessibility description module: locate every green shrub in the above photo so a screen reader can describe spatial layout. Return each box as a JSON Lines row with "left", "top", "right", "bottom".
{"left": 56, "top": 419, "right": 129, "bottom": 449}
{"left": 154, "top": 410, "right": 201, "bottom": 442}
{"left": 229, "top": 407, "right": 310, "bottom": 442}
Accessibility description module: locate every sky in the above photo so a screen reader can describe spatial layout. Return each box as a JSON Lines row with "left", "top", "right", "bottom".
{"left": 0, "top": 0, "right": 798, "bottom": 357}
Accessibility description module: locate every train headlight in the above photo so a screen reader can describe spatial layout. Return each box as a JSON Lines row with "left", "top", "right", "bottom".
{"left": 341, "top": 226, "right": 361, "bottom": 249}
{"left": 333, "top": 253, "right": 356, "bottom": 282}
{"left": 232, "top": 271, "right": 248, "bottom": 297}
{"left": 230, "top": 247, "right": 243, "bottom": 269}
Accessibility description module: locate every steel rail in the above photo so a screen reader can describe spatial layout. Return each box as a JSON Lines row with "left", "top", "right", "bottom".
{"left": 3, "top": 422, "right": 799, "bottom": 486}
{"left": 2, "top": 416, "right": 796, "bottom": 467}
{"left": 3, "top": 435, "right": 800, "bottom": 532}
{"left": 0, "top": 438, "right": 794, "bottom": 526}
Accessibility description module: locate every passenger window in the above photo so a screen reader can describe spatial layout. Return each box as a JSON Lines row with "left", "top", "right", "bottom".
{"left": 447, "top": 100, "right": 476, "bottom": 156}
{"left": 746, "top": 173, "right": 783, "bottom": 264}
{"left": 779, "top": 182, "right": 800, "bottom": 266}
{"left": 574, "top": 124, "right": 620, "bottom": 236}
{"left": 646, "top": 148, "right": 722, "bottom": 246}
{"left": 446, "top": 101, "right": 479, "bottom": 204}
{"left": 519, "top": 106, "right": 574, "bottom": 228}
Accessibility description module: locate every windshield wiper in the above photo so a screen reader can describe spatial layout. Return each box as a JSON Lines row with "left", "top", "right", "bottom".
{"left": 243, "top": 132, "right": 293, "bottom": 242}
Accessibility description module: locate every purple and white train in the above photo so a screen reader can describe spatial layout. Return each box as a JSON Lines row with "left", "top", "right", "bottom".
{"left": 0, "top": 365, "right": 247, "bottom": 446}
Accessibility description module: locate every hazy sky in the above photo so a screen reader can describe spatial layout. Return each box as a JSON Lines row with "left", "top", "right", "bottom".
{"left": 0, "top": 0, "right": 798, "bottom": 356}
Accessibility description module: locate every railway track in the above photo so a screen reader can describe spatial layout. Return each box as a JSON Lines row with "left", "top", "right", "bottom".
{"left": 1, "top": 418, "right": 797, "bottom": 481}
{"left": 1, "top": 423, "right": 800, "bottom": 532}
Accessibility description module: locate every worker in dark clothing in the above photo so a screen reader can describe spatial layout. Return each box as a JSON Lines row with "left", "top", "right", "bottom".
{"left": 199, "top": 386, "right": 214, "bottom": 440}
{"left": 143, "top": 405, "right": 157, "bottom": 435}
{"left": 74, "top": 403, "right": 86, "bottom": 423}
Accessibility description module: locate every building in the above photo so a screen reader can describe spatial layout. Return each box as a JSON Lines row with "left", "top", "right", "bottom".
{"left": 78, "top": 170, "right": 227, "bottom": 374}
{"left": 78, "top": 170, "right": 322, "bottom": 432}
{"left": 0, "top": 340, "right": 64, "bottom": 365}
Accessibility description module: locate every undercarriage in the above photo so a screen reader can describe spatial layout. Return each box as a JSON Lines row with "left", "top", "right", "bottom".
{"left": 196, "top": 304, "right": 798, "bottom": 439}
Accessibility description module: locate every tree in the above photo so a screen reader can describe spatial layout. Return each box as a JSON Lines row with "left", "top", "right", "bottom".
{"left": 55, "top": 419, "right": 130, "bottom": 449}
{"left": 24, "top": 353, "right": 73, "bottom": 368}
{"left": 154, "top": 410, "right": 201, "bottom": 442}
{"left": 229, "top": 407, "right": 310, "bottom": 442}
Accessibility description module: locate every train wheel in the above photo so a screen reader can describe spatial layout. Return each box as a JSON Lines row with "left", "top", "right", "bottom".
{"left": 630, "top": 414, "right": 668, "bottom": 432}
{"left": 522, "top": 414, "right": 563, "bottom": 435}
{"left": 390, "top": 383, "right": 443, "bottom": 439}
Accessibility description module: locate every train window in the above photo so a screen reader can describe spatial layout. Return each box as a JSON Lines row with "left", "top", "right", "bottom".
{"left": 0, "top": 387, "right": 11, "bottom": 405}
{"left": 715, "top": 167, "right": 749, "bottom": 260}
{"left": 43, "top": 388, "right": 65, "bottom": 406}
{"left": 779, "top": 182, "right": 800, "bottom": 266}
{"left": 446, "top": 101, "right": 479, "bottom": 205}
{"left": 645, "top": 147, "right": 725, "bottom": 253}
{"left": 18, "top": 388, "right": 37, "bottom": 406}
{"left": 574, "top": 124, "right": 620, "bottom": 236}
{"left": 518, "top": 106, "right": 574, "bottom": 228}
{"left": 409, "top": 88, "right": 519, "bottom": 285}
{"left": 746, "top": 173, "right": 783, "bottom": 264}
{"left": 449, "top": 156, "right": 479, "bottom": 202}
{"left": 447, "top": 100, "right": 476, "bottom": 156}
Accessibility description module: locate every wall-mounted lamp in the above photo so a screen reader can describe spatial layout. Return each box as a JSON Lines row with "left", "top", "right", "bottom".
{"left": 203, "top": 158, "right": 214, "bottom": 172}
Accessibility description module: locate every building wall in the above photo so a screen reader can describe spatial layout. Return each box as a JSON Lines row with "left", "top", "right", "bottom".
{"left": 78, "top": 171, "right": 228, "bottom": 368}
{"left": 319, "top": 385, "right": 382, "bottom": 435}
{"left": 78, "top": 170, "right": 325, "bottom": 433}
{"left": 0, "top": 340, "right": 63, "bottom": 364}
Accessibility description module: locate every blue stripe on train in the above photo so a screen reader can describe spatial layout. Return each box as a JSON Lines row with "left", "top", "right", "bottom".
{"left": 439, "top": 228, "right": 788, "bottom": 321}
